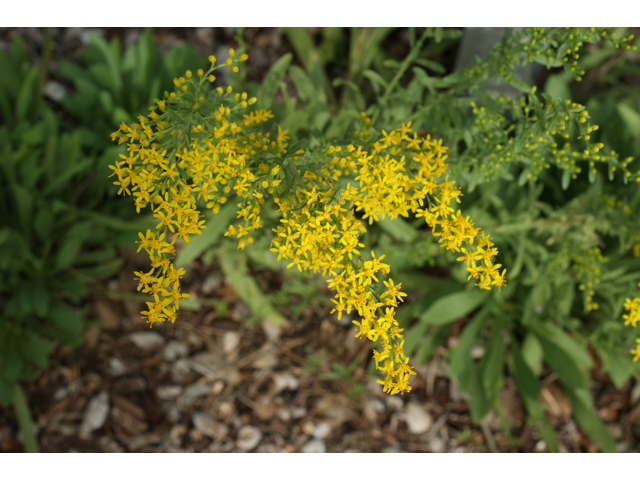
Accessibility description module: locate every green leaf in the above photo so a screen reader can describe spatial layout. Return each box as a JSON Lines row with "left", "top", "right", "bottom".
{"left": 480, "top": 318, "right": 504, "bottom": 400}
{"left": 464, "top": 365, "right": 492, "bottom": 422}
{"left": 54, "top": 221, "right": 94, "bottom": 272}
{"left": 400, "top": 318, "right": 429, "bottom": 358}
{"left": 510, "top": 341, "right": 540, "bottom": 401}
{"left": 87, "top": 33, "right": 122, "bottom": 94}
{"left": 12, "top": 184, "right": 33, "bottom": 226}
{"left": 617, "top": 102, "right": 640, "bottom": 137}
{"left": 76, "top": 257, "right": 125, "bottom": 281}
{"left": 413, "top": 324, "right": 451, "bottom": 364}
{"left": 506, "top": 75, "right": 531, "bottom": 94}
{"left": 33, "top": 204, "right": 54, "bottom": 242}
{"left": 175, "top": 202, "right": 237, "bottom": 267}
{"left": 218, "top": 249, "right": 286, "bottom": 325}
{"left": 377, "top": 216, "right": 419, "bottom": 243}
{"left": 521, "top": 332, "right": 543, "bottom": 377}
{"left": 534, "top": 332, "right": 588, "bottom": 389}
{"left": 537, "top": 417, "right": 560, "bottom": 453}
{"left": 414, "top": 58, "right": 446, "bottom": 74}
{"left": 533, "top": 322, "right": 592, "bottom": 369}
{"left": 15, "top": 67, "right": 38, "bottom": 121}
{"left": 289, "top": 65, "right": 315, "bottom": 104}
{"left": 567, "top": 388, "right": 617, "bottom": 452}
{"left": 561, "top": 168, "right": 571, "bottom": 190}
{"left": 596, "top": 345, "right": 636, "bottom": 389}
{"left": 448, "top": 307, "right": 488, "bottom": 378}
{"left": 0, "top": 377, "right": 15, "bottom": 407}
{"left": 0, "top": 340, "right": 23, "bottom": 381}
{"left": 19, "top": 332, "right": 52, "bottom": 369}
{"left": 50, "top": 299, "right": 83, "bottom": 336}
{"left": 419, "top": 289, "right": 489, "bottom": 326}
{"left": 257, "top": 53, "right": 293, "bottom": 110}
{"left": 362, "top": 69, "right": 388, "bottom": 93}
{"left": 31, "top": 281, "right": 50, "bottom": 318}
{"left": 533, "top": 54, "right": 564, "bottom": 68}
{"left": 544, "top": 72, "right": 572, "bottom": 100}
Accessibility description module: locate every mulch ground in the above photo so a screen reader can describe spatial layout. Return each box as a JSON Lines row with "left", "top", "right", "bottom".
{"left": 1, "top": 27, "right": 639, "bottom": 453}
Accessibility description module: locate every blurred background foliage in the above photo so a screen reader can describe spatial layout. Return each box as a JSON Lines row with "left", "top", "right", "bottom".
{"left": 1, "top": 27, "right": 639, "bottom": 452}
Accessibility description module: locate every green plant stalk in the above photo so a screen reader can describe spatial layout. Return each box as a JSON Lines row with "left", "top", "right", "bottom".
{"left": 381, "top": 28, "right": 431, "bottom": 104}
{"left": 13, "top": 385, "right": 39, "bottom": 453}
{"left": 370, "top": 28, "right": 432, "bottom": 126}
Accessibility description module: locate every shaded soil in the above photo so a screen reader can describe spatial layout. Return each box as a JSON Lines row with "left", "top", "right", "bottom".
{"left": 0, "top": 245, "right": 639, "bottom": 453}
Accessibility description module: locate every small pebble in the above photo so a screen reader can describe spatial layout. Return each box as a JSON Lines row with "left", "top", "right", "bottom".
{"left": 156, "top": 385, "right": 182, "bottom": 400}
{"left": 222, "top": 331, "right": 240, "bottom": 355}
{"left": 301, "top": 439, "right": 326, "bottom": 453}
{"left": 405, "top": 402, "right": 433, "bottom": 435}
{"left": 364, "top": 398, "right": 385, "bottom": 422}
{"left": 128, "top": 331, "right": 165, "bottom": 349}
{"left": 236, "top": 425, "right": 262, "bottom": 452}
{"left": 107, "top": 357, "right": 127, "bottom": 377}
{"left": 312, "top": 422, "right": 331, "bottom": 440}
{"left": 163, "top": 341, "right": 189, "bottom": 361}
{"left": 272, "top": 372, "right": 299, "bottom": 393}
{"left": 79, "top": 392, "right": 110, "bottom": 438}
{"left": 429, "top": 435, "right": 445, "bottom": 453}
{"left": 385, "top": 396, "right": 404, "bottom": 411}
{"left": 201, "top": 271, "right": 223, "bottom": 295}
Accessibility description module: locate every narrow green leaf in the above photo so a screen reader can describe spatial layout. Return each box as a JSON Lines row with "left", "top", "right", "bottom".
{"left": 561, "top": 168, "right": 571, "bottom": 190}
{"left": 419, "top": 289, "right": 489, "bottom": 326}
{"left": 537, "top": 417, "right": 560, "bottom": 452}
{"left": 50, "top": 299, "right": 83, "bottom": 335}
{"left": 175, "top": 202, "right": 237, "bottom": 267}
{"left": 596, "top": 345, "right": 635, "bottom": 389}
{"left": 480, "top": 319, "right": 504, "bottom": 400}
{"left": 448, "top": 307, "right": 488, "bottom": 377}
{"left": 521, "top": 332, "right": 544, "bottom": 377}
{"left": 218, "top": 249, "right": 286, "bottom": 325}
{"left": 567, "top": 388, "right": 617, "bottom": 452}
{"left": 289, "top": 65, "right": 315, "bottom": 104}
{"left": 257, "top": 53, "right": 293, "bottom": 110}
{"left": 532, "top": 322, "right": 592, "bottom": 369}
{"left": 362, "top": 69, "right": 388, "bottom": 92}
{"left": 87, "top": 33, "right": 122, "bottom": 94}
{"left": 510, "top": 341, "right": 540, "bottom": 401}
{"left": 414, "top": 324, "right": 451, "bottom": 364}
{"left": 617, "top": 103, "right": 640, "bottom": 137}
{"left": 54, "top": 221, "right": 94, "bottom": 272}
{"left": 465, "top": 365, "right": 492, "bottom": 422}
{"left": 19, "top": 332, "right": 52, "bottom": 369}
{"left": 377, "top": 216, "right": 419, "bottom": 243}
{"left": 535, "top": 335, "right": 588, "bottom": 389}
{"left": 15, "top": 68, "right": 38, "bottom": 121}
{"left": 506, "top": 75, "right": 531, "bottom": 93}
{"left": 0, "top": 377, "right": 15, "bottom": 407}
{"left": 414, "top": 58, "right": 446, "bottom": 74}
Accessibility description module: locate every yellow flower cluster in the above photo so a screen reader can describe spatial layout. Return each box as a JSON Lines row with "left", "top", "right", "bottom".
{"left": 270, "top": 118, "right": 505, "bottom": 395}
{"left": 109, "top": 52, "right": 505, "bottom": 395}
{"left": 624, "top": 291, "right": 640, "bottom": 361}
{"left": 109, "top": 51, "right": 271, "bottom": 325}
{"left": 625, "top": 293, "right": 640, "bottom": 361}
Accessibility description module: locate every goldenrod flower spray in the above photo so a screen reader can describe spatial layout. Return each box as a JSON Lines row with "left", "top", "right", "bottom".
{"left": 109, "top": 51, "right": 506, "bottom": 395}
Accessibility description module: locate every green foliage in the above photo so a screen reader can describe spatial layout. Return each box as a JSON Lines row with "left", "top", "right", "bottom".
{"left": 0, "top": 32, "right": 159, "bottom": 409}
{"left": 58, "top": 29, "right": 206, "bottom": 150}
{"left": 261, "top": 27, "right": 639, "bottom": 451}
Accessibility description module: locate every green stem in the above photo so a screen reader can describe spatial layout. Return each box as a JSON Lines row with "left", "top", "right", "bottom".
{"left": 380, "top": 28, "right": 431, "bottom": 106}
{"left": 13, "top": 385, "right": 39, "bottom": 453}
